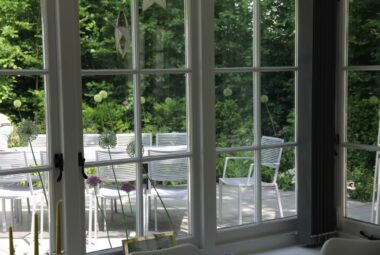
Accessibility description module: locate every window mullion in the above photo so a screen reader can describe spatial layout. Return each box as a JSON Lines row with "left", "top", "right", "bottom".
{"left": 253, "top": 0, "right": 262, "bottom": 223}
{"left": 131, "top": 0, "right": 144, "bottom": 236}
{"left": 55, "top": 0, "right": 86, "bottom": 253}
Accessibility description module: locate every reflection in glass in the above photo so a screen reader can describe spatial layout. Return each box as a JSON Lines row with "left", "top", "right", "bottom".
{"left": 261, "top": 72, "right": 295, "bottom": 142}
{"left": 215, "top": 73, "right": 254, "bottom": 148}
{"left": 347, "top": 72, "right": 380, "bottom": 145}
{"left": 346, "top": 148, "right": 376, "bottom": 224}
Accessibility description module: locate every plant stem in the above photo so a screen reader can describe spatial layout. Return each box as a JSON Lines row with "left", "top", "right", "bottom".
{"left": 265, "top": 102, "right": 277, "bottom": 136}
{"left": 107, "top": 147, "right": 129, "bottom": 239}
{"left": 95, "top": 195, "right": 112, "bottom": 248}
{"left": 127, "top": 192, "right": 133, "bottom": 215}
{"left": 28, "top": 138, "right": 48, "bottom": 206}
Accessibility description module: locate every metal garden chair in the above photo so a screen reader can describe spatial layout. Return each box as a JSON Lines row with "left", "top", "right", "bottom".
{"left": 218, "top": 136, "right": 284, "bottom": 224}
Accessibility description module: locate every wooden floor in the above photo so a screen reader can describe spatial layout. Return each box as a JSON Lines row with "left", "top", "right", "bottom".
{"left": 0, "top": 185, "right": 372, "bottom": 254}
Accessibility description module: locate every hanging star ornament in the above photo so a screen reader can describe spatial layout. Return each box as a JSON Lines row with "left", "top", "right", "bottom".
{"left": 143, "top": 0, "right": 167, "bottom": 12}
{"left": 115, "top": 10, "right": 131, "bottom": 59}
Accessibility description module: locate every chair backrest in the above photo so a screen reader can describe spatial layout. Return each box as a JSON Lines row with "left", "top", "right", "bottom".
{"left": 31, "top": 134, "right": 47, "bottom": 147}
{"left": 156, "top": 132, "right": 187, "bottom": 147}
{"left": 83, "top": 134, "right": 100, "bottom": 147}
{"left": 0, "top": 151, "right": 32, "bottom": 187}
{"left": 261, "top": 136, "right": 284, "bottom": 183}
{"left": 116, "top": 133, "right": 153, "bottom": 147}
{"left": 148, "top": 149, "right": 188, "bottom": 182}
{"left": 96, "top": 150, "right": 136, "bottom": 182}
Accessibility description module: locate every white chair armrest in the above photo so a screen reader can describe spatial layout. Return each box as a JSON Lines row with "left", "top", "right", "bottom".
{"left": 222, "top": 157, "right": 254, "bottom": 178}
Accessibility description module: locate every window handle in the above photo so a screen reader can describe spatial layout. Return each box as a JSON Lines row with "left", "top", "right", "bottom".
{"left": 54, "top": 153, "right": 64, "bottom": 182}
{"left": 78, "top": 152, "right": 88, "bottom": 179}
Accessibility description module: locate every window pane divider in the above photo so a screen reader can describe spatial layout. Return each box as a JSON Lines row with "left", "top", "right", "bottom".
{"left": 216, "top": 142, "right": 297, "bottom": 155}
{"left": 84, "top": 152, "right": 192, "bottom": 168}
{"left": 81, "top": 68, "right": 191, "bottom": 76}
{"left": 0, "top": 69, "right": 48, "bottom": 75}
{"left": 342, "top": 142, "right": 380, "bottom": 152}
{"left": 215, "top": 66, "right": 297, "bottom": 73}
{"left": 0, "top": 166, "right": 51, "bottom": 176}
{"left": 343, "top": 65, "right": 380, "bottom": 71}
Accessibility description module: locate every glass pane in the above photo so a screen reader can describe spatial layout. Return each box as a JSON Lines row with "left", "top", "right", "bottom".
{"left": 262, "top": 147, "right": 296, "bottom": 222}
{"left": 261, "top": 0, "right": 295, "bottom": 66}
{"left": 347, "top": 71, "right": 380, "bottom": 145}
{"left": 348, "top": 0, "right": 380, "bottom": 65}
{"left": 0, "top": 172, "right": 49, "bottom": 254}
{"left": 79, "top": 0, "right": 133, "bottom": 69}
{"left": 346, "top": 148, "right": 376, "bottom": 224}
{"left": 85, "top": 164, "right": 137, "bottom": 252}
{"left": 215, "top": 0, "right": 254, "bottom": 68}
{"left": 0, "top": 0, "right": 43, "bottom": 69}
{"left": 217, "top": 151, "right": 256, "bottom": 228}
{"left": 215, "top": 73, "right": 255, "bottom": 148}
{"left": 141, "top": 74, "right": 188, "bottom": 154}
{"left": 143, "top": 157, "right": 189, "bottom": 236}
{"left": 1, "top": 75, "right": 47, "bottom": 167}
{"left": 139, "top": 0, "right": 185, "bottom": 69}
{"left": 82, "top": 75, "right": 136, "bottom": 162}
{"left": 261, "top": 72, "right": 295, "bottom": 143}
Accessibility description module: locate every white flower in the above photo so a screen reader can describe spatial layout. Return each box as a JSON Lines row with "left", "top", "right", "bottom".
{"left": 13, "top": 99, "right": 22, "bottom": 108}
{"left": 94, "top": 94, "right": 102, "bottom": 103}
{"left": 223, "top": 88, "right": 232, "bottom": 97}
{"left": 99, "top": 90, "right": 108, "bottom": 99}
{"left": 260, "top": 95, "right": 269, "bottom": 103}
{"left": 369, "top": 96, "right": 379, "bottom": 105}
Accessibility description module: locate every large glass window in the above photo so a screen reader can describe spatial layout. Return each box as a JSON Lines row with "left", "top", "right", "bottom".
{"left": 342, "top": 0, "right": 380, "bottom": 225}
{"left": 79, "top": 0, "right": 190, "bottom": 252}
{"left": 215, "top": 0, "right": 297, "bottom": 229}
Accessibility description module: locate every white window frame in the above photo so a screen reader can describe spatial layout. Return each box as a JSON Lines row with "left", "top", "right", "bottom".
{"left": 0, "top": 0, "right": 301, "bottom": 254}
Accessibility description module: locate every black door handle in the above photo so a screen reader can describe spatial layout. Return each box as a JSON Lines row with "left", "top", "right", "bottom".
{"left": 78, "top": 152, "right": 88, "bottom": 179}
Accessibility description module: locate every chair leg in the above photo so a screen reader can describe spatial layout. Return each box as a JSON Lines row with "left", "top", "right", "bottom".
{"left": 218, "top": 181, "right": 223, "bottom": 221}
{"left": 274, "top": 184, "right": 284, "bottom": 217}
{"left": 1, "top": 199, "right": 6, "bottom": 233}
{"left": 27, "top": 198, "right": 31, "bottom": 213}
{"left": 88, "top": 193, "right": 93, "bottom": 243}
{"left": 154, "top": 196, "right": 158, "bottom": 232}
{"left": 40, "top": 196, "right": 44, "bottom": 243}
{"left": 11, "top": 200, "right": 15, "bottom": 227}
{"left": 238, "top": 186, "right": 242, "bottom": 224}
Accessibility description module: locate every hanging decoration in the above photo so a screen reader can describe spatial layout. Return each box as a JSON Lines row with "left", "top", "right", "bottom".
{"left": 142, "top": 0, "right": 166, "bottom": 12}
{"left": 115, "top": 10, "right": 131, "bottom": 59}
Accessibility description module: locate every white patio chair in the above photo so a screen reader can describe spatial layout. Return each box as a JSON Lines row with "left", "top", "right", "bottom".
{"left": 0, "top": 151, "right": 44, "bottom": 245}
{"left": 116, "top": 133, "right": 153, "bottom": 147}
{"left": 155, "top": 132, "right": 187, "bottom": 147}
{"left": 83, "top": 134, "right": 100, "bottom": 147}
{"left": 218, "top": 136, "right": 284, "bottom": 224}
{"left": 145, "top": 149, "right": 188, "bottom": 232}
{"left": 31, "top": 134, "right": 47, "bottom": 148}
{"left": 94, "top": 150, "right": 137, "bottom": 235}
